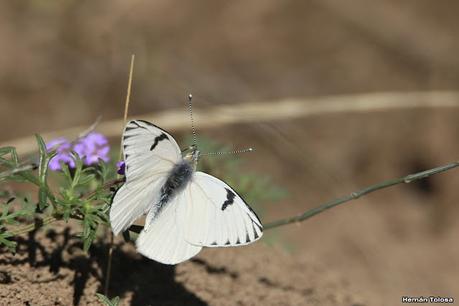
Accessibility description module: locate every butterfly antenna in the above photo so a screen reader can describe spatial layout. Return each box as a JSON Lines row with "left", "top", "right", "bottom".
{"left": 188, "top": 94, "right": 198, "bottom": 146}
{"left": 187, "top": 93, "right": 253, "bottom": 157}
{"left": 201, "top": 147, "right": 254, "bottom": 157}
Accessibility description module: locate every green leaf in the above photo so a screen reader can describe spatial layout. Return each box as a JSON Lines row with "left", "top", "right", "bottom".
{"left": 80, "top": 174, "right": 96, "bottom": 186}
{"left": 0, "top": 146, "right": 19, "bottom": 164}
{"left": 96, "top": 293, "right": 111, "bottom": 305}
{"left": 0, "top": 231, "right": 17, "bottom": 252}
{"left": 35, "top": 134, "right": 56, "bottom": 210}
{"left": 0, "top": 147, "right": 14, "bottom": 156}
{"left": 71, "top": 152, "right": 83, "bottom": 190}
{"left": 96, "top": 293, "right": 120, "bottom": 306}
{"left": 1, "top": 204, "right": 10, "bottom": 219}
{"left": 81, "top": 212, "right": 98, "bottom": 252}
{"left": 61, "top": 163, "right": 73, "bottom": 186}
{"left": 110, "top": 296, "right": 120, "bottom": 306}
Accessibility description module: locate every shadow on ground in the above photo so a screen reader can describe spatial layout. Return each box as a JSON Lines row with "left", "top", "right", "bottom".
{"left": 0, "top": 227, "right": 206, "bottom": 306}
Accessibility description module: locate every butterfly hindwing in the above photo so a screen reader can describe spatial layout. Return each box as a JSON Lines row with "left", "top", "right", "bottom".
{"left": 136, "top": 192, "right": 202, "bottom": 265}
{"left": 179, "top": 172, "right": 263, "bottom": 247}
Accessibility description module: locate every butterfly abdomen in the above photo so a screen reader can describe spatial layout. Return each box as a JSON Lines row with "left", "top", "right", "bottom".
{"left": 158, "top": 160, "right": 194, "bottom": 208}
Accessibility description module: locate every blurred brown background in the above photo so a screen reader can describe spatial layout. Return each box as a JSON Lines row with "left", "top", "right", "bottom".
{"left": 1, "top": 1, "right": 459, "bottom": 305}
{"left": 2, "top": 0, "right": 459, "bottom": 140}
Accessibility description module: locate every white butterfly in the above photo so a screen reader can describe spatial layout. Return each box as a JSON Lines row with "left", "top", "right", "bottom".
{"left": 109, "top": 120, "right": 263, "bottom": 265}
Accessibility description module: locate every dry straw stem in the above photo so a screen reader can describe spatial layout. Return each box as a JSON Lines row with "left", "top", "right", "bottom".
{"left": 119, "top": 54, "right": 135, "bottom": 159}
{"left": 105, "top": 54, "right": 135, "bottom": 296}
{"left": 3, "top": 90, "right": 459, "bottom": 155}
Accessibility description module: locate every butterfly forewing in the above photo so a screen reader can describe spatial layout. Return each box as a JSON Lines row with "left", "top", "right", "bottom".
{"left": 110, "top": 176, "right": 165, "bottom": 235}
{"left": 110, "top": 120, "right": 181, "bottom": 235}
{"left": 122, "top": 120, "right": 181, "bottom": 181}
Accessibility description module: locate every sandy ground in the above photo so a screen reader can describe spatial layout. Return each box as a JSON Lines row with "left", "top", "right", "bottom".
{"left": 0, "top": 226, "right": 367, "bottom": 306}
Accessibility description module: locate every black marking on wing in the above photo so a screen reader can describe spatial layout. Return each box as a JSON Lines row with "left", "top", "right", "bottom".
{"left": 211, "top": 241, "right": 217, "bottom": 246}
{"left": 245, "top": 204, "right": 262, "bottom": 228}
{"left": 125, "top": 120, "right": 176, "bottom": 139}
{"left": 137, "top": 120, "right": 176, "bottom": 136}
{"left": 137, "top": 119, "right": 155, "bottom": 127}
{"left": 225, "top": 240, "right": 231, "bottom": 245}
{"left": 150, "top": 133, "right": 169, "bottom": 151}
{"left": 253, "top": 223, "right": 259, "bottom": 239}
{"left": 236, "top": 238, "right": 241, "bottom": 245}
{"left": 253, "top": 221, "right": 263, "bottom": 232}
{"left": 130, "top": 121, "right": 148, "bottom": 130}
{"left": 245, "top": 232, "right": 250, "bottom": 243}
{"left": 212, "top": 176, "right": 263, "bottom": 229}
{"left": 221, "top": 188, "right": 236, "bottom": 211}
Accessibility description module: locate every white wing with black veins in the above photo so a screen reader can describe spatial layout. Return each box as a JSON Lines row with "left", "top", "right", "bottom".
{"left": 110, "top": 120, "right": 181, "bottom": 235}
{"left": 178, "top": 172, "right": 263, "bottom": 247}
{"left": 122, "top": 120, "right": 181, "bottom": 181}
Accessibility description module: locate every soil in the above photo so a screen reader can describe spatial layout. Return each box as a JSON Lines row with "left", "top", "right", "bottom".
{"left": 1, "top": 1, "right": 459, "bottom": 305}
{"left": 0, "top": 226, "right": 367, "bottom": 306}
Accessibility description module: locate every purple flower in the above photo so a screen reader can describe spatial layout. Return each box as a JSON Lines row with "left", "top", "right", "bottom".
{"left": 46, "top": 132, "right": 111, "bottom": 171}
{"left": 116, "top": 161, "right": 125, "bottom": 175}
{"left": 46, "top": 137, "right": 75, "bottom": 171}
{"left": 74, "top": 132, "right": 110, "bottom": 166}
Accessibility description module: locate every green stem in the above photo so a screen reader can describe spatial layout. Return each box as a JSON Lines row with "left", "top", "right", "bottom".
{"left": 264, "top": 161, "right": 459, "bottom": 230}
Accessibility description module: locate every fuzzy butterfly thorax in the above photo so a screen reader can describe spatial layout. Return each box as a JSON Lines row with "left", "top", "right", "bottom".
{"left": 156, "top": 145, "right": 199, "bottom": 214}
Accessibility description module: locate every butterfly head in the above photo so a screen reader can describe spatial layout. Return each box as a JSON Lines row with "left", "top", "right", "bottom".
{"left": 183, "top": 144, "right": 200, "bottom": 169}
